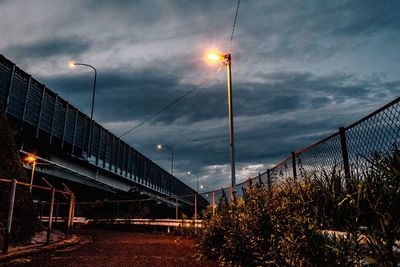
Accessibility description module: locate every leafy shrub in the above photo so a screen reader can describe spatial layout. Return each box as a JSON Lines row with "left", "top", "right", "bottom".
{"left": 199, "top": 150, "right": 400, "bottom": 266}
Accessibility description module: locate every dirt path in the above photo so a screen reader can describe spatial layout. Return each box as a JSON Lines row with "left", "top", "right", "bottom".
{"left": 3, "top": 229, "right": 218, "bottom": 267}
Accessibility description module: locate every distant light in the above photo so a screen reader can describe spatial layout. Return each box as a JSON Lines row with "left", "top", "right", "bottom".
{"left": 187, "top": 171, "right": 191, "bottom": 175}
{"left": 68, "top": 61, "right": 76, "bottom": 68}
{"left": 200, "top": 185, "right": 204, "bottom": 189}
{"left": 157, "top": 144, "right": 163, "bottom": 150}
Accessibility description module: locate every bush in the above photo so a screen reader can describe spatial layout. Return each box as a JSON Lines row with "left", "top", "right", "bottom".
{"left": 0, "top": 111, "right": 38, "bottom": 246}
{"left": 199, "top": 150, "right": 400, "bottom": 266}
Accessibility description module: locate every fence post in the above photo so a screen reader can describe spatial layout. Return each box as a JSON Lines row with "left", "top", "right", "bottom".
{"left": 47, "top": 187, "right": 55, "bottom": 244}
{"left": 67, "top": 192, "right": 74, "bottom": 235}
{"left": 71, "top": 195, "right": 76, "bottom": 231}
{"left": 292, "top": 152, "right": 297, "bottom": 180}
{"left": 175, "top": 197, "right": 178, "bottom": 220}
{"left": 339, "top": 127, "right": 351, "bottom": 190}
{"left": 248, "top": 177, "right": 252, "bottom": 192}
{"left": 267, "top": 169, "right": 272, "bottom": 194}
{"left": 3, "top": 179, "right": 17, "bottom": 253}
{"left": 194, "top": 194, "right": 198, "bottom": 234}
{"left": 212, "top": 191, "right": 215, "bottom": 215}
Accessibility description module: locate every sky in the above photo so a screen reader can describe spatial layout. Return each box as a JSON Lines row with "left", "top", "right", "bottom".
{"left": 1, "top": 0, "right": 399, "bottom": 191}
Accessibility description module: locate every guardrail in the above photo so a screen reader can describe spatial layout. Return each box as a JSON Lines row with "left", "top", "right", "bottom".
{"left": 39, "top": 217, "right": 203, "bottom": 228}
{"left": 0, "top": 178, "right": 75, "bottom": 254}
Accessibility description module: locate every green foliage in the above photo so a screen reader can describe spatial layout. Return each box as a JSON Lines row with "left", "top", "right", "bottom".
{"left": 0, "top": 111, "right": 38, "bottom": 245}
{"left": 199, "top": 150, "right": 400, "bottom": 266}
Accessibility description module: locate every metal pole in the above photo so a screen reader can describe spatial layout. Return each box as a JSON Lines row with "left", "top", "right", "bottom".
{"left": 267, "top": 169, "right": 272, "bottom": 194}
{"left": 212, "top": 191, "right": 215, "bottom": 215}
{"left": 175, "top": 197, "right": 178, "bottom": 219}
{"left": 171, "top": 149, "right": 173, "bottom": 175}
{"left": 226, "top": 54, "right": 236, "bottom": 202}
{"left": 339, "top": 127, "right": 351, "bottom": 190}
{"left": 29, "top": 161, "right": 36, "bottom": 193}
{"left": 47, "top": 187, "right": 55, "bottom": 244}
{"left": 292, "top": 152, "right": 297, "bottom": 180}
{"left": 89, "top": 67, "right": 97, "bottom": 158}
{"left": 194, "top": 193, "right": 197, "bottom": 221}
{"left": 67, "top": 193, "right": 74, "bottom": 234}
{"left": 74, "top": 63, "right": 97, "bottom": 158}
{"left": 71, "top": 195, "right": 76, "bottom": 230}
{"left": 3, "top": 179, "right": 17, "bottom": 253}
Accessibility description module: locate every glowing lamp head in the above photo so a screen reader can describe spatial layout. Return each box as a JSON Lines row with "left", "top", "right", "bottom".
{"left": 157, "top": 144, "right": 163, "bottom": 150}
{"left": 200, "top": 185, "right": 204, "bottom": 189}
{"left": 68, "top": 61, "right": 76, "bottom": 68}
{"left": 25, "top": 155, "right": 37, "bottom": 163}
{"left": 207, "top": 53, "right": 223, "bottom": 61}
{"left": 187, "top": 171, "right": 191, "bottom": 175}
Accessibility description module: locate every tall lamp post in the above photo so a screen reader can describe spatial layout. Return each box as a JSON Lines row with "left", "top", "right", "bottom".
{"left": 69, "top": 62, "right": 97, "bottom": 158}
{"left": 25, "top": 155, "right": 37, "bottom": 193}
{"left": 207, "top": 52, "right": 236, "bottom": 201}
{"left": 187, "top": 171, "right": 199, "bottom": 220}
{"left": 157, "top": 144, "right": 173, "bottom": 175}
{"left": 157, "top": 144, "right": 176, "bottom": 218}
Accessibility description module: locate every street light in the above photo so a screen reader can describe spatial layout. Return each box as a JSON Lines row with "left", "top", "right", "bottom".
{"left": 156, "top": 144, "right": 174, "bottom": 175}
{"left": 69, "top": 61, "right": 97, "bottom": 158}
{"left": 187, "top": 171, "right": 199, "bottom": 220}
{"left": 24, "top": 154, "right": 37, "bottom": 193}
{"left": 157, "top": 144, "right": 177, "bottom": 218}
{"left": 207, "top": 52, "right": 236, "bottom": 201}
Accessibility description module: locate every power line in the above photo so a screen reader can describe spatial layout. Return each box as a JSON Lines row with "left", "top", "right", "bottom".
{"left": 118, "top": 1, "right": 241, "bottom": 139}
{"left": 118, "top": 68, "right": 222, "bottom": 138}
{"left": 229, "top": 0, "right": 241, "bottom": 53}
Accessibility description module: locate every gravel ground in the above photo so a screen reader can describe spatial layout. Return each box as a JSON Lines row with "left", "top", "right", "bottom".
{"left": 2, "top": 229, "right": 218, "bottom": 267}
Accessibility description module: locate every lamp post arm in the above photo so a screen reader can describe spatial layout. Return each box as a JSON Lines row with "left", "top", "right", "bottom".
{"left": 73, "top": 63, "right": 97, "bottom": 157}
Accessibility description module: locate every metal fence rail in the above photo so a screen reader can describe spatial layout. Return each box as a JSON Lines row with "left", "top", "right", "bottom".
{"left": 0, "top": 178, "right": 75, "bottom": 253}
{"left": 200, "top": 97, "right": 400, "bottom": 206}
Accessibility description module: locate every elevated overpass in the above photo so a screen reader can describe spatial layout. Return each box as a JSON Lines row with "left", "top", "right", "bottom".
{"left": 0, "top": 54, "right": 207, "bottom": 211}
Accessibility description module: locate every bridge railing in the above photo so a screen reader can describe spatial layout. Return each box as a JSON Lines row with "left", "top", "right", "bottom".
{"left": 200, "top": 96, "right": 400, "bottom": 205}
{"left": 0, "top": 54, "right": 200, "bottom": 202}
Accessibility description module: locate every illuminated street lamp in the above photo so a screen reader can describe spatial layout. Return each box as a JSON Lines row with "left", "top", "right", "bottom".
{"left": 157, "top": 144, "right": 177, "bottom": 218}
{"left": 24, "top": 154, "right": 37, "bottom": 193}
{"left": 187, "top": 171, "right": 199, "bottom": 220}
{"left": 157, "top": 144, "right": 174, "bottom": 175}
{"left": 207, "top": 52, "right": 236, "bottom": 201}
{"left": 69, "top": 61, "right": 97, "bottom": 158}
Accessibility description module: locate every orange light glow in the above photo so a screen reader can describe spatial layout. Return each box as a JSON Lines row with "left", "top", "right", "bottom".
{"left": 207, "top": 53, "right": 223, "bottom": 61}
{"left": 25, "top": 155, "right": 37, "bottom": 163}
{"left": 68, "top": 61, "right": 76, "bottom": 68}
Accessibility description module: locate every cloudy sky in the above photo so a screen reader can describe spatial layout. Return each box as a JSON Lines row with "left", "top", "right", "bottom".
{"left": 1, "top": 0, "right": 399, "bottom": 191}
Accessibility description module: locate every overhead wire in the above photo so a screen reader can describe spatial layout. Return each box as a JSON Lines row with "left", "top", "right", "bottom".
{"left": 118, "top": 66, "right": 223, "bottom": 138}
{"left": 229, "top": 0, "right": 241, "bottom": 53}
{"left": 118, "top": 0, "right": 241, "bottom": 138}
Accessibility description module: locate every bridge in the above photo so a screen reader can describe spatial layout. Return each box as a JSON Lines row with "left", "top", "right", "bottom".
{"left": 0, "top": 54, "right": 208, "bottom": 215}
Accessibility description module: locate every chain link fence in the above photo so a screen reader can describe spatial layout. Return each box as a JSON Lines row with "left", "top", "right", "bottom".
{"left": 200, "top": 97, "right": 400, "bottom": 206}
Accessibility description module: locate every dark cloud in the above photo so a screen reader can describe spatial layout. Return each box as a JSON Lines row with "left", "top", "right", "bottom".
{"left": 1, "top": 0, "right": 399, "bottom": 189}
{"left": 6, "top": 36, "right": 91, "bottom": 59}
